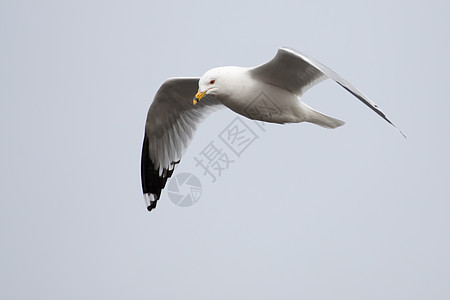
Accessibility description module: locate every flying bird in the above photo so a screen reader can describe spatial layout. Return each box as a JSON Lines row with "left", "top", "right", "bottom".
{"left": 141, "top": 47, "right": 404, "bottom": 212}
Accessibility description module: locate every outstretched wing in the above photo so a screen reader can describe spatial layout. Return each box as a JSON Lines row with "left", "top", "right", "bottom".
{"left": 141, "top": 78, "right": 222, "bottom": 212}
{"left": 250, "top": 47, "right": 405, "bottom": 137}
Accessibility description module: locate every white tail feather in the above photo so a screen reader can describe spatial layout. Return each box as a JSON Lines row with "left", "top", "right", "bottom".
{"left": 300, "top": 102, "right": 345, "bottom": 129}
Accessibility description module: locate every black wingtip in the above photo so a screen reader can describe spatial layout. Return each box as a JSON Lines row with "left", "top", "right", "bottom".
{"left": 383, "top": 117, "right": 407, "bottom": 139}
{"left": 144, "top": 193, "right": 159, "bottom": 212}
{"left": 338, "top": 84, "right": 406, "bottom": 139}
{"left": 141, "top": 134, "right": 180, "bottom": 212}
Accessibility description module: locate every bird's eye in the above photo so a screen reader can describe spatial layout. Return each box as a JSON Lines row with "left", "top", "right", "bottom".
{"left": 209, "top": 80, "right": 215, "bottom": 84}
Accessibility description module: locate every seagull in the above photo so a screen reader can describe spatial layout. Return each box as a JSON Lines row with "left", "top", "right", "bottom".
{"left": 141, "top": 47, "right": 404, "bottom": 212}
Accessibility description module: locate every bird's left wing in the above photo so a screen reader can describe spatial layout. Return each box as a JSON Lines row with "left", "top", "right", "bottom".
{"left": 141, "top": 78, "right": 223, "bottom": 212}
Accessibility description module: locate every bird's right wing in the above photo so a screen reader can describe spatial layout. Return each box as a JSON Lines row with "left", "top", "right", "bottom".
{"left": 250, "top": 47, "right": 405, "bottom": 137}
{"left": 141, "top": 78, "right": 223, "bottom": 211}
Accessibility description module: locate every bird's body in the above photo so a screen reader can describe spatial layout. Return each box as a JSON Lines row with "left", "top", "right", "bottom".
{"left": 206, "top": 67, "right": 300, "bottom": 123}
{"left": 198, "top": 66, "right": 345, "bottom": 127}
{"left": 141, "top": 47, "right": 404, "bottom": 212}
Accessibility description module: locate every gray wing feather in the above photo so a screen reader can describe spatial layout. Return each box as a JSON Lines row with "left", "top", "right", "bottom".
{"left": 250, "top": 48, "right": 327, "bottom": 96}
{"left": 141, "top": 78, "right": 223, "bottom": 211}
{"left": 145, "top": 77, "right": 222, "bottom": 172}
{"left": 250, "top": 47, "right": 405, "bottom": 137}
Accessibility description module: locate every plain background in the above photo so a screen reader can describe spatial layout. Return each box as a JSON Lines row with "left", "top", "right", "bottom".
{"left": 1, "top": 0, "right": 449, "bottom": 299}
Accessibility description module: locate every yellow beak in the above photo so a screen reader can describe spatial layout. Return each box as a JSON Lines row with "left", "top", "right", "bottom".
{"left": 193, "top": 90, "right": 207, "bottom": 105}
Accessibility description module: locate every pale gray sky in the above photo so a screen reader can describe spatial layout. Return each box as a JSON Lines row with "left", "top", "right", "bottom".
{"left": 1, "top": 0, "right": 449, "bottom": 299}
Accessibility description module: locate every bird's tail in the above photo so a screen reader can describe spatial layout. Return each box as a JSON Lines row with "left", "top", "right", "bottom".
{"left": 300, "top": 102, "right": 345, "bottom": 129}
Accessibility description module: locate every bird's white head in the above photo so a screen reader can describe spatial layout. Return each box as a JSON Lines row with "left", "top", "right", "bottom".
{"left": 193, "top": 68, "right": 223, "bottom": 105}
{"left": 193, "top": 67, "right": 245, "bottom": 105}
